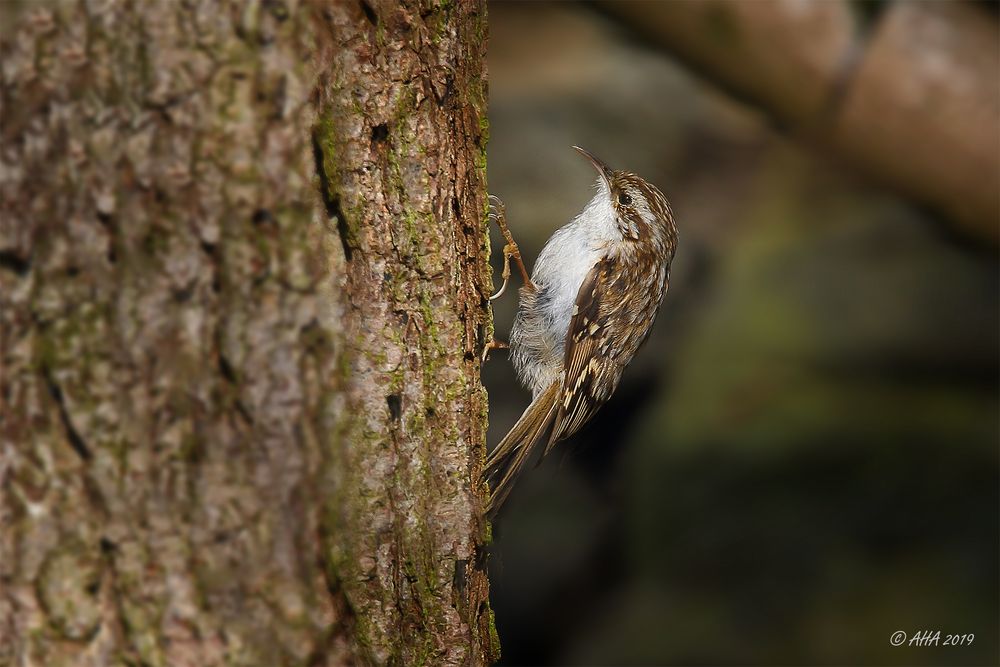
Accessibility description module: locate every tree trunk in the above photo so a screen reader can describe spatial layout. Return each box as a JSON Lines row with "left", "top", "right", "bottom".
{"left": 0, "top": 1, "right": 496, "bottom": 665}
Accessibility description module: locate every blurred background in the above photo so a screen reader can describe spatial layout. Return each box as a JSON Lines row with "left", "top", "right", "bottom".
{"left": 482, "top": 2, "right": 999, "bottom": 665}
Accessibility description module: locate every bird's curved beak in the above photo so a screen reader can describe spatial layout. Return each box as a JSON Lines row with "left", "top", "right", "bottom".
{"left": 572, "top": 145, "right": 613, "bottom": 189}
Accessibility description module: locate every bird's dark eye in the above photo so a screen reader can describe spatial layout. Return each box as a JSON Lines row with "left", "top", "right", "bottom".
{"left": 617, "top": 192, "right": 632, "bottom": 207}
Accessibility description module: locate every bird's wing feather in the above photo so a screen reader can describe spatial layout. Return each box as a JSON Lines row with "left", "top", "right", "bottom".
{"left": 545, "top": 256, "right": 620, "bottom": 454}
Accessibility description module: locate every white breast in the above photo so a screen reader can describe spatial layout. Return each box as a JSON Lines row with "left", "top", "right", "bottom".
{"left": 510, "top": 180, "right": 623, "bottom": 396}
{"left": 532, "top": 182, "right": 620, "bottom": 337}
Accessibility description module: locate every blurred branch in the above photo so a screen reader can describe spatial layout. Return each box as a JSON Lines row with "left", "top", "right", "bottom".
{"left": 597, "top": 0, "right": 999, "bottom": 242}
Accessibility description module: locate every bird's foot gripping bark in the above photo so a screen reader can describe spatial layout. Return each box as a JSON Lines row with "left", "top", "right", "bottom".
{"left": 487, "top": 194, "right": 535, "bottom": 301}
{"left": 481, "top": 338, "right": 509, "bottom": 364}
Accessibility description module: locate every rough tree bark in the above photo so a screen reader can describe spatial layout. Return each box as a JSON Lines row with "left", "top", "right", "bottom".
{"left": 0, "top": 1, "right": 496, "bottom": 666}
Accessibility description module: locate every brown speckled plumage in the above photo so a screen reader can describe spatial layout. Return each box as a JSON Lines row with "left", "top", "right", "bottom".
{"left": 484, "top": 148, "right": 678, "bottom": 513}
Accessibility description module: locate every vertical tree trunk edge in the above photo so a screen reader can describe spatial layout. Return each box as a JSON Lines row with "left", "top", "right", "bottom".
{"left": 312, "top": 1, "right": 499, "bottom": 664}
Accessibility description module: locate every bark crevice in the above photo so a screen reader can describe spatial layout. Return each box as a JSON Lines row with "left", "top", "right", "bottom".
{"left": 42, "top": 371, "right": 92, "bottom": 462}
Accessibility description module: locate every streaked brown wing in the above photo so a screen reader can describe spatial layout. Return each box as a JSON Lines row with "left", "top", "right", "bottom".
{"left": 545, "top": 257, "right": 619, "bottom": 454}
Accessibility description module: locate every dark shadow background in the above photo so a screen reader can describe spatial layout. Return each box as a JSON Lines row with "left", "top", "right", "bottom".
{"left": 482, "top": 2, "right": 999, "bottom": 665}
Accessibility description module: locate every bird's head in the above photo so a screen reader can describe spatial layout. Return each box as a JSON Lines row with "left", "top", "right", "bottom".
{"left": 572, "top": 145, "right": 677, "bottom": 257}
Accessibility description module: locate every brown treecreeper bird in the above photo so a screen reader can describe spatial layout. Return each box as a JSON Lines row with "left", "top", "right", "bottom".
{"left": 483, "top": 146, "right": 678, "bottom": 513}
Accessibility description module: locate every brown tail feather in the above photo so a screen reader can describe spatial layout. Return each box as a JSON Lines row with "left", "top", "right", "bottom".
{"left": 484, "top": 382, "right": 560, "bottom": 515}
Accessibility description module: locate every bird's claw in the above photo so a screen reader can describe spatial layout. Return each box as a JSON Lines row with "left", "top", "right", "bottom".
{"left": 486, "top": 194, "right": 534, "bottom": 300}
{"left": 481, "top": 339, "right": 509, "bottom": 364}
